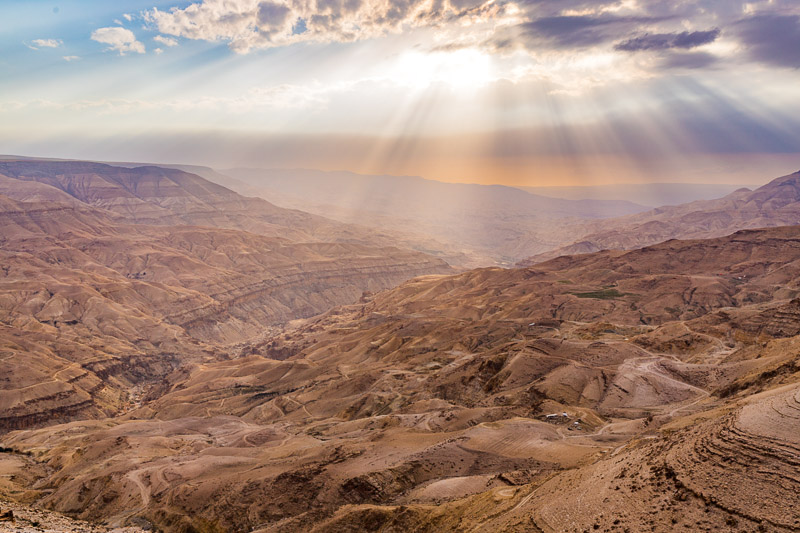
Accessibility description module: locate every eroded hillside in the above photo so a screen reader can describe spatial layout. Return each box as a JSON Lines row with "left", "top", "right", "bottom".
{"left": 0, "top": 189, "right": 449, "bottom": 433}
{"left": 2, "top": 226, "right": 798, "bottom": 532}
{"left": 0, "top": 160, "right": 410, "bottom": 249}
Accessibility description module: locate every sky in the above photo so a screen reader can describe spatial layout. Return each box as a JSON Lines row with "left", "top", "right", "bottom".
{"left": 0, "top": 0, "right": 799, "bottom": 186}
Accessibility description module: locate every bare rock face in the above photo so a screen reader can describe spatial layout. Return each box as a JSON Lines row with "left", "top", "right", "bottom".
{"left": 0, "top": 496, "right": 146, "bottom": 533}
{"left": 520, "top": 170, "right": 800, "bottom": 265}
{"left": 737, "top": 298, "right": 800, "bottom": 337}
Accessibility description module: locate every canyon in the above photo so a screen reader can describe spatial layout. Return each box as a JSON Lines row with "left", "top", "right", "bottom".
{"left": 4, "top": 0, "right": 800, "bottom": 530}
{"left": 2, "top": 173, "right": 799, "bottom": 532}
{"left": 0, "top": 160, "right": 450, "bottom": 435}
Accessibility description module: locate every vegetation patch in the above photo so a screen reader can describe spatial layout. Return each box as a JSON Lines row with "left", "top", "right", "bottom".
{"left": 572, "top": 289, "right": 626, "bottom": 300}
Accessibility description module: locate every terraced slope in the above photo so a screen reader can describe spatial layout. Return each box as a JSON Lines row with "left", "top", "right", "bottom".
{"left": 511, "top": 381, "right": 800, "bottom": 533}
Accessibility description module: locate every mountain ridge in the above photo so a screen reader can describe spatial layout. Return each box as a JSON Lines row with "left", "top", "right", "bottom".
{"left": 0, "top": 160, "right": 414, "bottom": 250}
{"left": 520, "top": 170, "right": 800, "bottom": 265}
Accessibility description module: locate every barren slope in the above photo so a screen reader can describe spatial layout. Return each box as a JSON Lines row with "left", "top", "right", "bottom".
{"left": 2, "top": 226, "right": 799, "bottom": 532}
{"left": 0, "top": 160, "right": 408, "bottom": 250}
{"left": 0, "top": 194, "right": 449, "bottom": 431}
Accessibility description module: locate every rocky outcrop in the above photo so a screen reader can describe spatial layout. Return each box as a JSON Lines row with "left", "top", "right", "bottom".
{"left": 664, "top": 387, "right": 800, "bottom": 530}
{"left": 739, "top": 298, "right": 800, "bottom": 338}
{"left": 524, "top": 383, "right": 800, "bottom": 532}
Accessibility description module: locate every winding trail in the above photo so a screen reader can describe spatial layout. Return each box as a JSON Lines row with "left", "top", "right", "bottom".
{"left": 125, "top": 469, "right": 151, "bottom": 512}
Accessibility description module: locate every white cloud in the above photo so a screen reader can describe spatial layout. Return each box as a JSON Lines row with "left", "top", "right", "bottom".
{"left": 154, "top": 48, "right": 164, "bottom": 55}
{"left": 114, "top": 19, "right": 124, "bottom": 25}
{"left": 27, "top": 38, "right": 62, "bottom": 50}
{"left": 154, "top": 35, "right": 178, "bottom": 47}
{"left": 63, "top": 55, "right": 81, "bottom": 62}
{"left": 91, "top": 27, "right": 146, "bottom": 55}
{"left": 123, "top": 13, "right": 133, "bottom": 21}
{"left": 0, "top": 80, "right": 355, "bottom": 115}
{"left": 144, "top": 0, "right": 509, "bottom": 54}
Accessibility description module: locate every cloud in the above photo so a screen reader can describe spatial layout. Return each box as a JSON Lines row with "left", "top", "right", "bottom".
{"left": 614, "top": 29, "right": 720, "bottom": 52}
{"left": 657, "top": 51, "right": 718, "bottom": 69}
{"left": 62, "top": 55, "right": 81, "bottom": 62}
{"left": 91, "top": 27, "right": 146, "bottom": 55}
{"left": 138, "top": 0, "right": 800, "bottom": 72}
{"left": 27, "top": 38, "right": 62, "bottom": 50}
{"left": 154, "top": 48, "right": 164, "bottom": 55}
{"left": 733, "top": 14, "right": 800, "bottom": 68}
{"left": 0, "top": 80, "right": 349, "bottom": 115}
{"left": 523, "top": 15, "right": 669, "bottom": 48}
{"left": 144, "top": 0, "right": 508, "bottom": 53}
{"left": 154, "top": 35, "right": 178, "bottom": 47}
{"left": 123, "top": 13, "right": 133, "bottom": 21}
{"left": 485, "top": 14, "right": 673, "bottom": 53}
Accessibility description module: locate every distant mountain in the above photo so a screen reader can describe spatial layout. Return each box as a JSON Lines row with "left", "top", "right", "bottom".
{"left": 519, "top": 182, "right": 757, "bottom": 207}
{"left": 223, "top": 167, "right": 647, "bottom": 219}
{"left": 0, "top": 158, "right": 497, "bottom": 268}
{"left": 205, "top": 167, "right": 649, "bottom": 266}
{"left": 0, "top": 160, "right": 408, "bottom": 248}
{"left": 520, "top": 170, "right": 800, "bottom": 265}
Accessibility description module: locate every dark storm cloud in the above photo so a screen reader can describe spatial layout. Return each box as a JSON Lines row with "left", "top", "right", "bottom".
{"left": 734, "top": 14, "right": 800, "bottom": 68}
{"left": 257, "top": 1, "right": 292, "bottom": 35}
{"left": 614, "top": 28, "right": 720, "bottom": 52}
{"left": 514, "top": 0, "right": 618, "bottom": 18}
{"left": 257, "top": 2, "right": 291, "bottom": 26}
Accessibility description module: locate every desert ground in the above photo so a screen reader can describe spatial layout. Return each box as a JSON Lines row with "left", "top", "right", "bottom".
{"left": 2, "top": 163, "right": 799, "bottom": 532}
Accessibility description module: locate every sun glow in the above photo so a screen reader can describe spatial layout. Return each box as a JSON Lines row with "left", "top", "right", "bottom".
{"left": 383, "top": 49, "right": 493, "bottom": 91}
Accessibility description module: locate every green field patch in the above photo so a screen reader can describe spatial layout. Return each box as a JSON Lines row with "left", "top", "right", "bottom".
{"left": 572, "top": 288, "right": 626, "bottom": 300}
